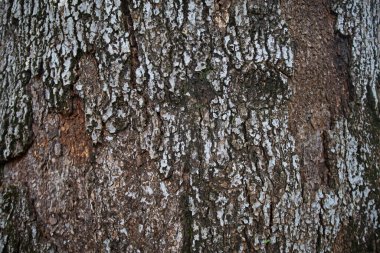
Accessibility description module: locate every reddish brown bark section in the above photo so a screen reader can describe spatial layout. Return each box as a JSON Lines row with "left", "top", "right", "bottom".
{"left": 283, "top": 0, "right": 350, "bottom": 194}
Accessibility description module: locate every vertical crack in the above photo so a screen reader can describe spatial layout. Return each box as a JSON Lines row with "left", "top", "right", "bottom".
{"left": 181, "top": 160, "right": 193, "bottom": 253}
{"left": 322, "top": 130, "right": 334, "bottom": 189}
{"left": 120, "top": 0, "right": 139, "bottom": 89}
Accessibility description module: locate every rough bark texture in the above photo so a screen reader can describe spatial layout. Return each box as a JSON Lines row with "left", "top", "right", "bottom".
{"left": 0, "top": 0, "right": 379, "bottom": 252}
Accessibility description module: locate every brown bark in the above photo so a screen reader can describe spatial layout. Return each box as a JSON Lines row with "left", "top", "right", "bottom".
{"left": 0, "top": 0, "right": 379, "bottom": 252}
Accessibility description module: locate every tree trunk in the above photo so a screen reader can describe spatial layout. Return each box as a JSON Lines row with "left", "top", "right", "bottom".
{"left": 0, "top": 0, "right": 379, "bottom": 252}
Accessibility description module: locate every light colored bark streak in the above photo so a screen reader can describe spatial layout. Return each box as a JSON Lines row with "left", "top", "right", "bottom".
{"left": 334, "top": 0, "right": 380, "bottom": 111}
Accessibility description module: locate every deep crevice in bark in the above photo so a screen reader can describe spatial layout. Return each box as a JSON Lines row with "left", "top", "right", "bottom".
{"left": 120, "top": 0, "right": 139, "bottom": 89}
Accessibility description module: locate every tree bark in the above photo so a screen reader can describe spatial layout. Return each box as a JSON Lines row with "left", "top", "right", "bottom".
{"left": 0, "top": 0, "right": 379, "bottom": 252}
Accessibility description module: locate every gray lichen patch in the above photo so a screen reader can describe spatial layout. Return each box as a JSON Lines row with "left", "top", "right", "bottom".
{"left": 0, "top": 69, "right": 33, "bottom": 162}
{"left": 1, "top": 0, "right": 131, "bottom": 141}
{"left": 1, "top": 0, "right": 294, "bottom": 146}
{"left": 333, "top": 0, "right": 380, "bottom": 113}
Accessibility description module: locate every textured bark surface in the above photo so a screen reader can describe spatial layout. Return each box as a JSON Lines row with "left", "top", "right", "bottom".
{"left": 0, "top": 0, "right": 379, "bottom": 252}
